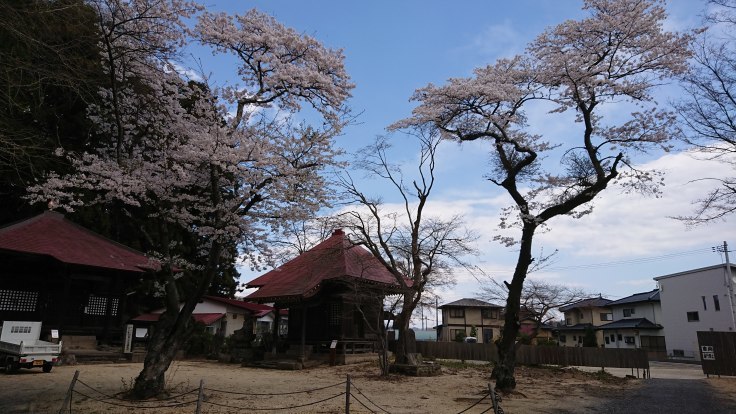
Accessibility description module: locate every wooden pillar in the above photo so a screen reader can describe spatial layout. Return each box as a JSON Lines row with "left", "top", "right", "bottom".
{"left": 300, "top": 304, "right": 307, "bottom": 361}
{"left": 271, "top": 305, "right": 280, "bottom": 353}
{"left": 59, "top": 266, "right": 72, "bottom": 333}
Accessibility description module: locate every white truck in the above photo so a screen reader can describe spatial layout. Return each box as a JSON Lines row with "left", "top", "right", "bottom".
{"left": 0, "top": 321, "right": 62, "bottom": 374}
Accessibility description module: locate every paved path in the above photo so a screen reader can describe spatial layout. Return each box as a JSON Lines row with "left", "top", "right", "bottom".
{"left": 589, "top": 378, "right": 736, "bottom": 414}
{"left": 565, "top": 362, "right": 736, "bottom": 413}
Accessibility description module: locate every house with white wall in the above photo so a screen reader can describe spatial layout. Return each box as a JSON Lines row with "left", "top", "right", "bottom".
{"left": 132, "top": 295, "right": 276, "bottom": 339}
{"left": 654, "top": 263, "right": 736, "bottom": 361}
{"left": 599, "top": 289, "right": 666, "bottom": 359}
{"left": 557, "top": 296, "right": 612, "bottom": 347}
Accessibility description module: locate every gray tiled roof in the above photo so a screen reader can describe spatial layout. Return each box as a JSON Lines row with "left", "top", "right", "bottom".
{"left": 598, "top": 318, "right": 663, "bottom": 330}
{"left": 559, "top": 297, "right": 612, "bottom": 312}
{"left": 439, "top": 298, "right": 504, "bottom": 308}
{"left": 607, "top": 289, "right": 660, "bottom": 306}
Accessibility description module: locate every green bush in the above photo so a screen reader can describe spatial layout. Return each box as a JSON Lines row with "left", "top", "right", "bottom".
{"left": 185, "top": 324, "right": 215, "bottom": 356}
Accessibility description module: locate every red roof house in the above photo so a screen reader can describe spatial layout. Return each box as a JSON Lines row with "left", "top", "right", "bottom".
{"left": 131, "top": 296, "right": 277, "bottom": 338}
{"left": 0, "top": 210, "right": 155, "bottom": 272}
{"left": 0, "top": 211, "right": 156, "bottom": 342}
{"left": 246, "top": 229, "right": 402, "bottom": 302}
{"left": 245, "top": 229, "right": 405, "bottom": 363}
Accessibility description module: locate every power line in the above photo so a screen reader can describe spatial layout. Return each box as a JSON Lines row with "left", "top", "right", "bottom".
{"left": 545, "top": 247, "right": 713, "bottom": 271}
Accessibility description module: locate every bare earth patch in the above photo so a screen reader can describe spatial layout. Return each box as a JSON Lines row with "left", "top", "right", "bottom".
{"left": 0, "top": 360, "right": 640, "bottom": 413}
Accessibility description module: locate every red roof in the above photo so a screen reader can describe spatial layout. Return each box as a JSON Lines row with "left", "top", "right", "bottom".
{"left": 245, "top": 229, "right": 404, "bottom": 302}
{"left": 0, "top": 211, "right": 155, "bottom": 273}
{"left": 203, "top": 295, "right": 274, "bottom": 315}
{"left": 132, "top": 312, "right": 225, "bottom": 326}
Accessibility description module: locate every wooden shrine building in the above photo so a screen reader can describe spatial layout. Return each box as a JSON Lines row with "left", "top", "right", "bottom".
{"left": 245, "top": 229, "right": 405, "bottom": 361}
{"left": 0, "top": 211, "right": 156, "bottom": 343}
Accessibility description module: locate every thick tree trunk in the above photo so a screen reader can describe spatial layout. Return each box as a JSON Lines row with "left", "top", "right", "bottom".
{"left": 394, "top": 291, "right": 416, "bottom": 365}
{"left": 492, "top": 224, "right": 535, "bottom": 392}
{"left": 132, "top": 243, "right": 222, "bottom": 398}
{"left": 132, "top": 311, "right": 193, "bottom": 398}
{"left": 394, "top": 313, "right": 411, "bottom": 364}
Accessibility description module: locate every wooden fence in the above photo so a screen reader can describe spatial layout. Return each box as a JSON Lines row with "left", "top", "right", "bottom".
{"left": 415, "top": 341, "right": 649, "bottom": 369}
{"left": 697, "top": 331, "right": 736, "bottom": 376}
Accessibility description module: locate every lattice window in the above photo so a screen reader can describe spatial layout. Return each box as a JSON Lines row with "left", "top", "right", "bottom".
{"left": 85, "top": 295, "right": 118, "bottom": 316}
{"left": 0, "top": 290, "right": 38, "bottom": 312}
{"left": 329, "top": 303, "right": 341, "bottom": 326}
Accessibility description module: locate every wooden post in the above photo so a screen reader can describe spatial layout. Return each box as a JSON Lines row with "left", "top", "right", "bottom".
{"left": 195, "top": 378, "right": 204, "bottom": 414}
{"left": 300, "top": 305, "right": 307, "bottom": 362}
{"left": 489, "top": 382, "right": 499, "bottom": 414}
{"left": 57, "top": 370, "right": 79, "bottom": 414}
{"left": 345, "top": 374, "right": 351, "bottom": 414}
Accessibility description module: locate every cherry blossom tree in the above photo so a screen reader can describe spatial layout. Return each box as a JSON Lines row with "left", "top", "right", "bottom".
{"left": 28, "top": 0, "right": 351, "bottom": 398}
{"left": 676, "top": 0, "right": 736, "bottom": 224}
{"left": 392, "top": 0, "right": 691, "bottom": 391}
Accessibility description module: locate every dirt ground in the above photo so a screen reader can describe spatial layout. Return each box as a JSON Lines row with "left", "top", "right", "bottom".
{"left": 0, "top": 360, "right": 732, "bottom": 414}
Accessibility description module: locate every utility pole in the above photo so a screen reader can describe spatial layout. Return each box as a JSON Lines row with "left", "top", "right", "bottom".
{"left": 435, "top": 296, "right": 439, "bottom": 341}
{"left": 716, "top": 241, "right": 736, "bottom": 330}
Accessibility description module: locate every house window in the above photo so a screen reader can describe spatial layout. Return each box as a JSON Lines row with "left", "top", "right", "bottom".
{"left": 624, "top": 336, "right": 635, "bottom": 344}
{"left": 673, "top": 349, "right": 685, "bottom": 357}
{"left": 559, "top": 335, "right": 567, "bottom": 343}
{"left": 702, "top": 296, "right": 707, "bottom": 310}
{"left": 714, "top": 295, "right": 721, "bottom": 311}
{"left": 232, "top": 314, "right": 238, "bottom": 319}
{"left": 572, "top": 335, "right": 577, "bottom": 341}
{"left": 450, "top": 329, "right": 465, "bottom": 340}
{"left": 449, "top": 308, "right": 464, "bottom": 318}
{"left": 686, "top": 311, "right": 699, "bottom": 322}
{"left": 617, "top": 334, "right": 623, "bottom": 341}
{"left": 566, "top": 318, "right": 572, "bottom": 325}
{"left": 481, "top": 308, "right": 498, "bottom": 319}
{"left": 600, "top": 313, "right": 612, "bottom": 321}
{"left": 623, "top": 308, "right": 635, "bottom": 317}
{"left": 610, "top": 334, "right": 615, "bottom": 342}
{"left": 605, "top": 337, "right": 610, "bottom": 344}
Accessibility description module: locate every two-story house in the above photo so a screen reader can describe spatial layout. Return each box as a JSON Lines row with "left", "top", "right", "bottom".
{"left": 438, "top": 298, "right": 504, "bottom": 344}
{"left": 654, "top": 263, "right": 736, "bottom": 361}
{"left": 557, "top": 296, "right": 612, "bottom": 347}
{"left": 599, "top": 289, "right": 665, "bottom": 359}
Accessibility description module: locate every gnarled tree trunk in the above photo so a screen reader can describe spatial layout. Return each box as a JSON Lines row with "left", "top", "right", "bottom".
{"left": 492, "top": 224, "right": 535, "bottom": 392}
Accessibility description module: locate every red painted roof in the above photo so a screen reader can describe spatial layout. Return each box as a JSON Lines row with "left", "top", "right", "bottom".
{"left": 203, "top": 295, "right": 274, "bottom": 314}
{"left": 245, "top": 229, "right": 404, "bottom": 302}
{"left": 132, "top": 312, "right": 224, "bottom": 326}
{"left": 0, "top": 211, "right": 155, "bottom": 273}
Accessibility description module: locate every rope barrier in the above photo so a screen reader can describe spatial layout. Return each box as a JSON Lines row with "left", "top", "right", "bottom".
{"left": 202, "top": 391, "right": 347, "bottom": 411}
{"left": 76, "top": 378, "right": 198, "bottom": 402}
{"left": 204, "top": 380, "right": 346, "bottom": 396}
{"left": 72, "top": 389, "right": 198, "bottom": 409}
{"left": 349, "top": 380, "right": 392, "bottom": 414}
{"left": 455, "top": 393, "right": 489, "bottom": 414}
{"left": 350, "top": 392, "right": 378, "bottom": 414}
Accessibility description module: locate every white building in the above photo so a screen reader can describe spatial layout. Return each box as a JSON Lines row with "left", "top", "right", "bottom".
{"left": 132, "top": 295, "right": 277, "bottom": 339}
{"left": 654, "top": 263, "right": 736, "bottom": 361}
{"left": 599, "top": 289, "right": 666, "bottom": 358}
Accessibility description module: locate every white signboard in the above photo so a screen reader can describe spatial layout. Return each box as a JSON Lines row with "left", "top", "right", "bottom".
{"left": 701, "top": 345, "right": 715, "bottom": 360}
{"left": 51, "top": 329, "right": 59, "bottom": 339}
{"left": 123, "top": 324, "right": 134, "bottom": 354}
{"left": 330, "top": 340, "right": 338, "bottom": 349}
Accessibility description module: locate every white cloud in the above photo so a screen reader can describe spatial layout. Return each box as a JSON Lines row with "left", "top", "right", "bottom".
{"left": 463, "top": 20, "right": 526, "bottom": 60}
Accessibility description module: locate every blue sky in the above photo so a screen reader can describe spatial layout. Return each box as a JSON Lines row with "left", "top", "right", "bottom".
{"left": 191, "top": 1, "right": 733, "bottom": 320}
